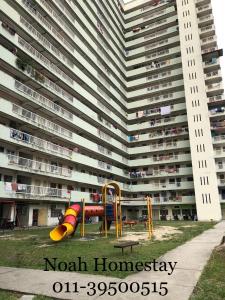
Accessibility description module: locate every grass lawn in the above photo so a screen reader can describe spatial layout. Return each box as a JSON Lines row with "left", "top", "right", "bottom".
{"left": 0, "top": 289, "right": 53, "bottom": 299}
{"left": 0, "top": 221, "right": 215, "bottom": 278}
{"left": 190, "top": 245, "right": 225, "bottom": 300}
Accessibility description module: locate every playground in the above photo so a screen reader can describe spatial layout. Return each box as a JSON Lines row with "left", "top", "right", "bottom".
{"left": 0, "top": 182, "right": 216, "bottom": 278}
{"left": 0, "top": 221, "right": 214, "bottom": 278}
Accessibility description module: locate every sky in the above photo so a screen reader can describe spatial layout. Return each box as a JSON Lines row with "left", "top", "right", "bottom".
{"left": 123, "top": 0, "right": 225, "bottom": 83}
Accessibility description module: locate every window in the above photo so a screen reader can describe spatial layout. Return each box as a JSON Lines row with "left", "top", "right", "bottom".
{"left": 50, "top": 205, "right": 62, "bottom": 218}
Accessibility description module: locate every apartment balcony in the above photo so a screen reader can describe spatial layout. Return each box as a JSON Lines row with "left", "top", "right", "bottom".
{"left": 127, "top": 68, "right": 183, "bottom": 89}
{"left": 0, "top": 71, "right": 127, "bottom": 159}
{"left": 126, "top": 45, "right": 181, "bottom": 69}
{"left": 124, "top": 5, "right": 175, "bottom": 30}
{"left": 203, "top": 58, "right": 220, "bottom": 72}
{"left": 3, "top": 153, "right": 130, "bottom": 189}
{"left": 130, "top": 181, "right": 194, "bottom": 192}
{"left": 205, "top": 70, "right": 222, "bottom": 84}
{"left": 2, "top": 25, "right": 120, "bottom": 111}
{"left": 13, "top": 80, "right": 73, "bottom": 120}
{"left": 0, "top": 45, "right": 127, "bottom": 139}
{"left": 129, "top": 167, "right": 193, "bottom": 179}
{"left": 32, "top": 0, "right": 126, "bottom": 98}
{"left": 129, "top": 154, "right": 191, "bottom": 167}
{"left": 124, "top": 0, "right": 171, "bottom": 22}
{"left": 121, "top": 195, "right": 195, "bottom": 206}
{"left": 12, "top": 103, "right": 73, "bottom": 139}
{"left": 201, "top": 36, "right": 217, "bottom": 49}
{"left": 127, "top": 79, "right": 184, "bottom": 100}
{"left": 15, "top": 13, "right": 126, "bottom": 106}
{"left": 201, "top": 46, "right": 218, "bottom": 55}
{"left": 128, "top": 102, "right": 186, "bottom": 120}
{"left": 16, "top": 35, "right": 73, "bottom": 85}
{"left": 197, "top": 3, "right": 212, "bottom": 17}
{"left": 216, "top": 162, "right": 225, "bottom": 173}
{"left": 127, "top": 90, "right": 185, "bottom": 110}
{"left": 209, "top": 107, "right": 225, "bottom": 120}
{"left": 127, "top": 56, "right": 182, "bottom": 79}
{"left": 19, "top": 15, "right": 73, "bottom": 69}
{"left": 0, "top": 181, "right": 71, "bottom": 202}
{"left": 208, "top": 94, "right": 225, "bottom": 104}
{"left": 0, "top": 125, "right": 130, "bottom": 179}
{"left": 128, "top": 126, "right": 189, "bottom": 144}
{"left": 6, "top": 154, "right": 72, "bottom": 178}
{"left": 128, "top": 114, "right": 187, "bottom": 132}
{"left": 38, "top": 0, "right": 75, "bottom": 39}
{"left": 127, "top": 35, "right": 180, "bottom": 59}
{"left": 128, "top": 139, "right": 189, "bottom": 155}
{"left": 196, "top": 0, "right": 211, "bottom": 6}
{"left": 218, "top": 179, "right": 225, "bottom": 187}
{"left": 198, "top": 14, "right": 214, "bottom": 27}
{"left": 199, "top": 24, "right": 215, "bottom": 38}
{"left": 154, "top": 195, "right": 195, "bottom": 205}
{"left": 125, "top": 15, "right": 177, "bottom": 41}
{"left": 21, "top": 0, "right": 74, "bottom": 52}
{"left": 213, "top": 135, "right": 225, "bottom": 146}
{"left": 207, "top": 83, "right": 224, "bottom": 96}
{"left": 126, "top": 26, "right": 179, "bottom": 49}
{"left": 9, "top": 127, "right": 72, "bottom": 158}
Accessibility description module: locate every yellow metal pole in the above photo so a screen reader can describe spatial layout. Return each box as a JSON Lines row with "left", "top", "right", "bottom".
{"left": 82, "top": 198, "right": 85, "bottom": 237}
{"left": 119, "top": 191, "right": 122, "bottom": 237}
{"left": 147, "top": 197, "right": 151, "bottom": 239}
{"left": 115, "top": 194, "right": 118, "bottom": 239}
{"left": 104, "top": 186, "right": 107, "bottom": 237}
{"left": 150, "top": 197, "right": 153, "bottom": 235}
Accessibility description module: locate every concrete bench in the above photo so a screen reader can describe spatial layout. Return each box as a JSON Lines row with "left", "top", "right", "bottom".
{"left": 114, "top": 241, "right": 139, "bottom": 254}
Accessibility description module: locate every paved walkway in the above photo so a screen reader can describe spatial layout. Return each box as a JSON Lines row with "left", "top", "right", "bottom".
{"left": 0, "top": 221, "right": 224, "bottom": 300}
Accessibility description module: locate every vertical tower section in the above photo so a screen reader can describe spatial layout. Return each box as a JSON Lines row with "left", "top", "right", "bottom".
{"left": 176, "top": 0, "right": 221, "bottom": 220}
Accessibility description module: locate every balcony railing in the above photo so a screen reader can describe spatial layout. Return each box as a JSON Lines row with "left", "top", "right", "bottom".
{"left": 22, "top": 64, "right": 73, "bottom": 102}
{"left": 201, "top": 36, "right": 216, "bottom": 45}
{"left": 15, "top": 81, "right": 73, "bottom": 120}
{"left": 202, "top": 46, "right": 217, "bottom": 54}
{"left": 4, "top": 182, "right": 69, "bottom": 198}
{"left": 10, "top": 128, "right": 72, "bottom": 158}
{"left": 98, "top": 160, "right": 112, "bottom": 170}
{"left": 98, "top": 129, "right": 112, "bottom": 142}
{"left": 148, "top": 127, "right": 189, "bottom": 139}
{"left": 207, "top": 83, "right": 222, "bottom": 91}
{"left": 98, "top": 145, "right": 112, "bottom": 156}
{"left": 213, "top": 136, "right": 225, "bottom": 143}
{"left": 21, "top": 0, "right": 74, "bottom": 52}
{"left": 208, "top": 95, "right": 224, "bottom": 103}
{"left": 206, "top": 70, "right": 219, "bottom": 78}
{"left": 12, "top": 104, "right": 72, "bottom": 138}
{"left": 197, "top": 4, "right": 211, "bottom": 12}
{"left": 8, "top": 154, "right": 72, "bottom": 177}
{"left": 40, "top": 0, "right": 75, "bottom": 38}
{"left": 18, "top": 36, "right": 73, "bottom": 85}
{"left": 20, "top": 16, "right": 73, "bottom": 68}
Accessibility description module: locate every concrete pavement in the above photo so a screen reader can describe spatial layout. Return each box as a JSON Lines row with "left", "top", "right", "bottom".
{"left": 0, "top": 221, "right": 224, "bottom": 300}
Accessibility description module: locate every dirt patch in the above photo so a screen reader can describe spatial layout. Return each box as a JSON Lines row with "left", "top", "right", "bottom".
{"left": 117, "top": 226, "right": 182, "bottom": 242}
{"left": 180, "top": 225, "right": 197, "bottom": 228}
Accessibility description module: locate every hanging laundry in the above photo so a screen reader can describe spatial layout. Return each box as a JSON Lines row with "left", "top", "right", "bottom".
{"left": 138, "top": 111, "right": 144, "bottom": 117}
{"left": 5, "top": 182, "right": 12, "bottom": 192}
{"left": 11, "top": 182, "right": 18, "bottom": 191}
{"left": 160, "top": 105, "right": 171, "bottom": 115}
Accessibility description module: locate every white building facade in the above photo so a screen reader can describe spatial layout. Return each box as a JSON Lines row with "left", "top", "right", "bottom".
{"left": 0, "top": 0, "right": 224, "bottom": 226}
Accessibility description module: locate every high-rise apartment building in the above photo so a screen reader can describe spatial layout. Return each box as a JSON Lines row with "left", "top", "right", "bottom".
{"left": 0, "top": 0, "right": 224, "bottom": 226}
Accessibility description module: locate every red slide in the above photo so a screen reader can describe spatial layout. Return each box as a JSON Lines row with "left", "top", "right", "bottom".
{"left": 50, "top": 204, "right": 104, "bottom": 241}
